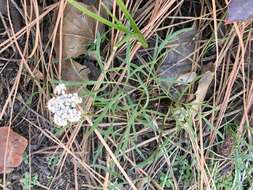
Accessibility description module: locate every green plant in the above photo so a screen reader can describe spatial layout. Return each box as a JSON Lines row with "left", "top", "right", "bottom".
{"left": 47, "top": 155, "right": 60, "bottom": 167}
{"left": 216, "top": 175, "right": 234, "bottom": 190}
{"left": 67, "top": 0, "right": 148, "bottom": 48}
{"left": 23, "top": 152, "right": 29, "bottom": 165}
{"left": 159, "top": 172, "right": 173, "bottom": 189}
{"left": 20, "top": 172, "right": 39, "bottom": 190}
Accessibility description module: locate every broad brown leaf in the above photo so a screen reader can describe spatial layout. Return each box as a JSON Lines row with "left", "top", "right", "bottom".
{"left": 52, "top": 2, "right": 104, "bottom": 86}
{"left": 54, "top": 2, "right": 104, "bottom": 58}
{"left": 158, "top": 26, "right": 198, "bottom": 99}
{"left": 158, "top": 27, "right": 197, "bottom": 81}
{"left": 226, "top": 0, "right": 253, "bottom": 23}
{"left": 0, "top": 127, "right": 27, "bottom": 174}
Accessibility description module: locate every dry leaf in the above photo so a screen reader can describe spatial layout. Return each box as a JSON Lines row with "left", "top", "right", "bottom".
{"left": 54, "top": 2, "right": 104, "bottom": 58}
{"left": 191, "top": 71, "right": 213, "bottom": 116}
{"left": 218, "top": 135, "right": 234, "bottom": 157}
{"left": 158, "top": 26, "right": 198, "bottom": 98}
{"left": 52, "top": 2, "right": 104, "bottom": 88}
{"left": 0, "top": 0, "right": 22, "bottom": 32}
{"left": 158, "top": 26, "right": 197, "bottom": 81}
{"left": 30, "top": 65, "right": 44, "bottom": 80}
{"left": 62, "top": 60, "right": 90, "bottom": 82}
{"left": 0, "top": 127, "right": 27, "bottom": 174}
{"left": 226, "top": 0, "right": 253, "bottom": 23}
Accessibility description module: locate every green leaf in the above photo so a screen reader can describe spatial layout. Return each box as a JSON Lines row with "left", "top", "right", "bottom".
{"left": 115, "top": 0, "right": 148, "bottom": 48}
{"left": 67, "top": 0, "right": 148, "bottom": 48}
{"left": 68, "top": 0, "right": 128, "bottom": 32}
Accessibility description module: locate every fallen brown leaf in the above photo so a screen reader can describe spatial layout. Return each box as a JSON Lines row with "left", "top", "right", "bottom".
{"left": 52, "top": 2, "right": 104, "bottom": 88}
{"left": 226, "top": 0, "right": 253, "bottom": 24}
{"left": 62, "top": 59, "right": 90, "bottom": 82}
{"left": 54, "top": 2, "right": 104, "bottom": 58}
{"left": 158, "top": 26, "right": 198, "bottom": 99}
{"left": 218, "top": 135, "right": 234, "bottom": 157}
{"left": 0, "top": 127, "right": 27, "bottom": 174}
{"left": 158, "top": 26, "right": 197, "bottom": 82}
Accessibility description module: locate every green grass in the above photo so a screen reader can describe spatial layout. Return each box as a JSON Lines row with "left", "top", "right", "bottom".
{"left": 76, "top": 28, "right": 251, "bottom": 189}
{"left": 68, "top": 0, "right": 148, "bottom": 48}
{"left": 69, "top": 29, "right": 201, "bottom": 188}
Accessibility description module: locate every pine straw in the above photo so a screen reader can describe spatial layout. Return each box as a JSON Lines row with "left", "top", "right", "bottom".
{"left": 0, "top": 0, "right": 252, "bottom": 189}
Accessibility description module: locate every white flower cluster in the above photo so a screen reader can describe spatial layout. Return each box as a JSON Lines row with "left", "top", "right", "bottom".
{"left": 47, "top": 84, "right": 82, "bottom": 126}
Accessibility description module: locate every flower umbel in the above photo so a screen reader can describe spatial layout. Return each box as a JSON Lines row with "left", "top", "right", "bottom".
{"left": 47, "top": 84, "right": 82, "bottom": 126}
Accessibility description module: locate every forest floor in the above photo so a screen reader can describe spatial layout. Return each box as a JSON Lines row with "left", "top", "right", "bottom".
{"left": 0, "top": 0, "right": 253, "bottom": 189}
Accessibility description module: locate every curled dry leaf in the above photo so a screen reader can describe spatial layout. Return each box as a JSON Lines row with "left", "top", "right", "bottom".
{"left": 52, "top": 2, "right": 104, "bottom": 88}
{"left": 226, "top": 0, "right": 253, "bottom": 23}
{"left": 0, "top": 127, "right": 27, "bottom": 174}
{"left": 191, "top": 71, "right": 213, "bottom": 117}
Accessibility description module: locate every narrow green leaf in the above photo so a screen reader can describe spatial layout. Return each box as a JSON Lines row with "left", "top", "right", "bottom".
{"left": 68, "top": 0, "right": 147, "bottom": 48}
{"left": 115, "top": 0, "right": 147, "bottom": 47}
{"left": 68, "top": 0, "right": 128, "bottom": 32}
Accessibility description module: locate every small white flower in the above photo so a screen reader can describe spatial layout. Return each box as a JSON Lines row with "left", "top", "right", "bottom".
{"left": 47, "top": 97, "right": 56, "bottom": 112}
{"left": 53, "top": 83, "right": 66, "bottom": 95}
{"left": 47, "top": 84, "right": 82, "bottom": 127}
{"left": 68, "top": 109, "right": 81, "bottom": 122}
{"left": 54, "top": 113, "right": 68, "bottom": 127}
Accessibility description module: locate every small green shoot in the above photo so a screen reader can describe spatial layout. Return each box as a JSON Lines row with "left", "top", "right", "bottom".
{"left": 47, "top": 155, "right": 60, "bottom": 167}
{"left": 20, "top": 172, "right": 39, "bottom": 190}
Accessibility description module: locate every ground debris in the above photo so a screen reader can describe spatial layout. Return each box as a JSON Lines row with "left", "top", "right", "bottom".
{"left": 218, "top": 135, "right": 234, "bottom": 157}
{"left": 0, "top": 0, "right": 21, "bottom": 32}
{"left": 52, "top": 2, "right": 104, "bottom": 58}
{"left": 0, "top": 127, "right": 27, "bottom": 174}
